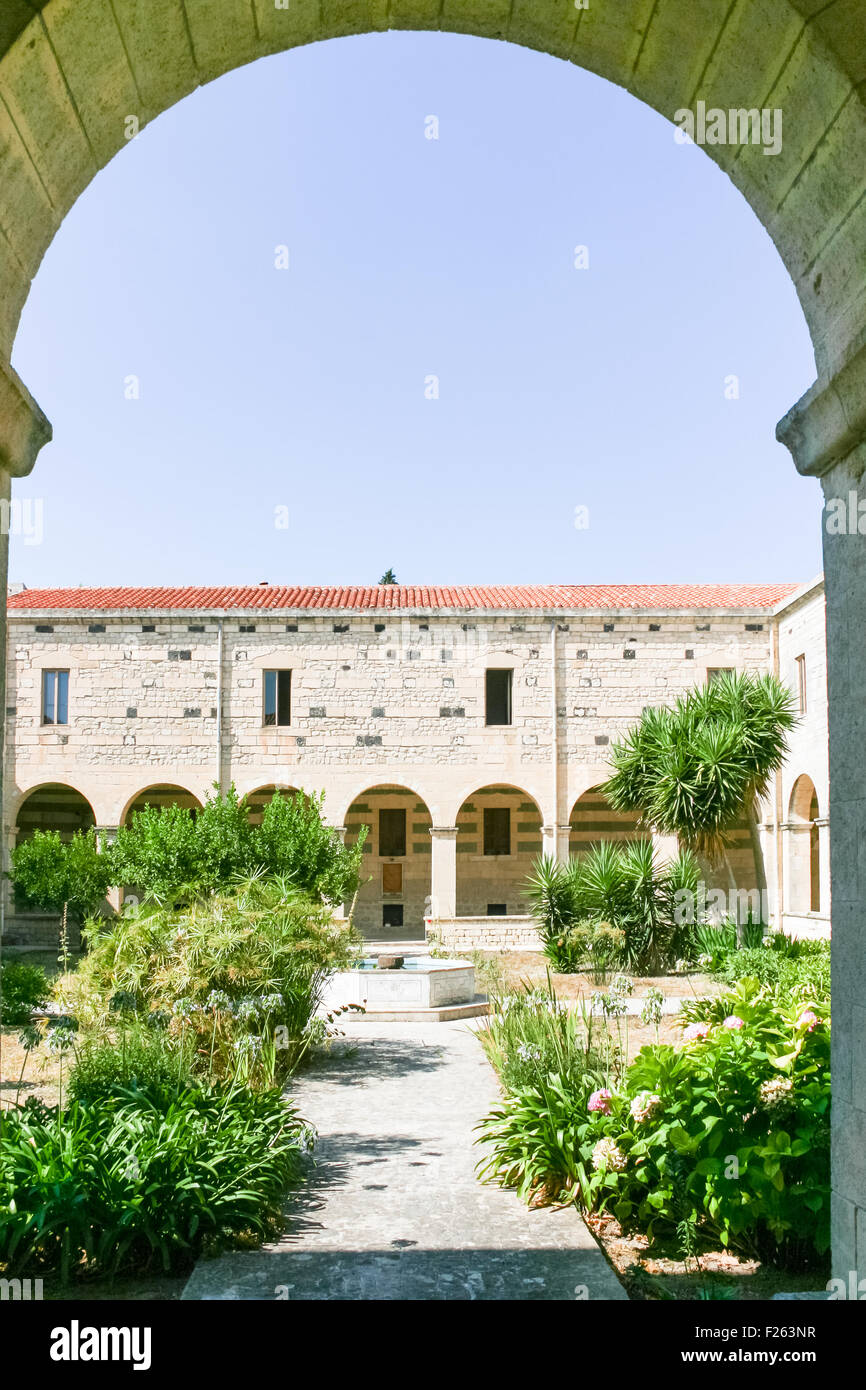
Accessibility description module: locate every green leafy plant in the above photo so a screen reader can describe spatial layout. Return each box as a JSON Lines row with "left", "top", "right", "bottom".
{"left": 108, "top": 785, "right": 365, "bottom": 904}
{"left": 9, "top": 829, "right": 112, "bottom": 920}
{"left": 525, "top": 842, "right": 701, "bottom": 974}
{"left": 0, "top": 1082, "right": 307, "bottom": 1278}
{"left": 476, "top": 977, "right": 831, "bottom": 1270}
{"left": 0, "top": 960, "right": 50, "bottom": 1025}
{"left": 67, "top": 1027, "right": 197, "bottom": 1107}
{"left": 75, "top": 875, "right": 361, "bottom": 1084}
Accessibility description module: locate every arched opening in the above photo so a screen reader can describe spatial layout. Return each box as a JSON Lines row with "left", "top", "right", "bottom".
{"left": 245, "top": 785, "right": 304, "bottom": 827}
{"left": 14, "top": 782, "right": 95, "bottom": 844}
{"left": 0, "top": 0, "right": 863, "bottom": 1279}
{"left": 121, "top": 784, "right": 203, "bottom": 825}
{"left": 343, "top": 785, "right": 432, "bottom": 940}
{"left": 569, "top": 786, "right": 642, "bottom": 857}
{"left": 788, "top": 774, "right": 821, "bottom": 917}
{"left": 455, "top": 785, "right": 542, "bottom": 918}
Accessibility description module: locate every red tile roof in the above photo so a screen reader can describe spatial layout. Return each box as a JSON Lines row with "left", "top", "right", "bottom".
{"left": 6, "top": 583, "right": 802, "bottom": 613}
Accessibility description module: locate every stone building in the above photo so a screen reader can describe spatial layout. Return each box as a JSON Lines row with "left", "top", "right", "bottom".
{"left": 2, "top": 580, "right": 828, "bottom": 946}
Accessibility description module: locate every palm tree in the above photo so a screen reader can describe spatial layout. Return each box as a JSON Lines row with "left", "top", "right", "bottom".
{"left": 602, "top": 671, "right": 797, "bottom": 866}
{"left": 379, "top": 569, "right": 397, "bottom": 585}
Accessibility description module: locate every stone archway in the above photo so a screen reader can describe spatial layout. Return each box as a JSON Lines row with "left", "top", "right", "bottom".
{"left": 787, "top": 773, "right": 822, "bottom": 920}
{"left": 343, "top": 783, "right": 432, "bottom": 940}
{"left": 455, "top": 784, "right": 542, "bottom": 917}
{"left": 120, "top": 783, "right": 203, "bottom": 824}
{"left": 0, "top": 0, "right": 863, "bottom": 1280}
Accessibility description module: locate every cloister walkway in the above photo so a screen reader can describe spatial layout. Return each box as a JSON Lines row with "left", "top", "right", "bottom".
{"left": 182, "top": 1020, "right": 626, "bottom": 1301}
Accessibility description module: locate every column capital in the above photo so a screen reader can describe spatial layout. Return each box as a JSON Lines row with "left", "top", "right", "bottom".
{"left": 0, "top": 361, "right": 52, "bottom": 478}
{"left": 777, "top": 344, "right": 866, "bottom": 479}
{"left": 429, "top": 825, "right": 458, "bottom": 839}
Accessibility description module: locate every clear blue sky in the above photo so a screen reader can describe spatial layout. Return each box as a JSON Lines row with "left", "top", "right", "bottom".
{"left": 10, "top": 31, "right": 821, "bottom": 590}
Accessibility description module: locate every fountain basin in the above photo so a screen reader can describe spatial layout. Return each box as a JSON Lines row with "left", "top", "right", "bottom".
{"left": 321, "top": 955, "right": 488, "bottom": 1021}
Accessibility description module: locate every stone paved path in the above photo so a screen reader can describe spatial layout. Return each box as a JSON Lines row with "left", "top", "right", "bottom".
{"left": 182, "top": 1020, "right": 627, "bottom": 1301}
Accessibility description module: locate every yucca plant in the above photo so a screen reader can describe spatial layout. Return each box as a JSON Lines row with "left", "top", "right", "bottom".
{"left": 603, "top": 671, "right": 797, "bottom": 864}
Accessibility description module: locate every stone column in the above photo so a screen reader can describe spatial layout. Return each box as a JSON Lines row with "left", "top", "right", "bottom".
{"left": 778, "top": 355, "right": 866, "bottom": 1283}
{"left": 541, "top": 823, "right": 557, "bottom": 860}
{"left": 652, "top": 832, "right": 680, "bottom": 865}
{"left": 429, "top": 826, "right": 458, "bottom": 919}
{"left": 556, "top": 823, "right": 572, "bottom": 863}
{"left": 95, "top": 827, "right": 121, "bottom": 913}
{"left": 815, "top": 816, "right": 831, "bottom": 921}
{"left": 779, "top": 821, "right": 797, "bottom": 916}
{"left": 0, "top": 363, "right": 52, "bottom": 948}
{"left": 758, "top": 820, "right": 779, "bottom": 929}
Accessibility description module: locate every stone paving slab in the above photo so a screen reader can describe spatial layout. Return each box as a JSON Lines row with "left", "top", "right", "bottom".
{"left": 182, "top": 1021, "right": 627, "bottom": 1301}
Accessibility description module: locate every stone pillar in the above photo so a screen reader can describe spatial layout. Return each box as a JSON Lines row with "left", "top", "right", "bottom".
{"left": 779, "top": 821, "right": 798, "bottom": 916}
{"left": 556, "top": 823, "right": 572, "bottom": 863}
{"left": 652, "top": 832, "right": 680, "bottom": 865}
{"left": 95, "top": 827, "right": 121, "bottom": 913}
{"left": 0, "top": 363, "right": 52, "bottom": 949}
{"left": 429, "top": 826, "right": 458, "bottom": 919}
{"left": 815, "top": 816, "right": 831, "bottom": 920}
{"left": 541, "top": 823, "right": 556, "bottom": 860}
{"left": 778, "top": 355, "right": 866, "bottom": 1284}
{"left": 758, "top": 820, "right": 779, "bottom": 929}
{"left": 327, "top": 826, "right": 349, "bottom": 920}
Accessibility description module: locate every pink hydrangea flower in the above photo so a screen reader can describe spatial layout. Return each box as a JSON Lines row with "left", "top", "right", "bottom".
{"left": 796, "top": 1009, "right": 819, "bottom": 1032}
{"left": 682, "top": 1021, "right": 711, "bottom": 1042}
{"left": 587, "top": 1088, "right": 613, "bottom": 1114}
{"left": 723, "top": 1015, "right": 745, "bottom": 1031}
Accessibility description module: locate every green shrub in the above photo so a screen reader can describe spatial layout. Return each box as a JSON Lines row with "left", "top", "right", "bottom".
{"left": 76, "top": 876, "right": 361, "bottom": 1084}
{"left": 109, "top": 801, "right": 203, "bottom": 899}
{"left": 107, "top": 785, "right": 366, "bottom": 903}
{"left": 477, "top": 984, "right": 608, "bottom": 1096}
{"left": 477, "top": 979, "right": 830, "bottom": 1269}
{"left": 68, "top": 1028, "right": 196, "bottom": 1106}
{"left": 0, "top": 960, "right": 50, "bottom": 1025}
{"left": 253, "top": 790, "right": 366, "bottom": 901}
{"left": 0, "top": 1083, "right": 306, "bottom": 1278}
{"left": 525, "top": 842, "right": 701, "bottom": 974}
{"left": 713, "top": 941, "right": 830, "bottom": 1005}
{"left": 9, "top": 829, "right": 111, "bottom": 919}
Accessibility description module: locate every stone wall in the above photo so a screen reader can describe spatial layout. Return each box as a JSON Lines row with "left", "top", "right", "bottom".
{"left": 2, "top": 601, "right": 799, "bottom": 941}
{"left": 426, "top": 916, "right": 542, "bottom": 953}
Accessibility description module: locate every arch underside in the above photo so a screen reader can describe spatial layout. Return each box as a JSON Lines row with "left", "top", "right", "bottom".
{"left": 0, "top": 0, "right": 864, "bottom": 428}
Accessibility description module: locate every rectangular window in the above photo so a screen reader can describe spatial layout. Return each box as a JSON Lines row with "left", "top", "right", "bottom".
{"left": 707, "top": 667, "right": 734, "bottom": 684}
{"left": 484, "top": 807, "right": 511, "bottom": 856}
{"left": 263, "top": 670, "right": 292, "bottom": 726}
{"left": 485, "top": 668, "right": 513, "bottom": 726}
{"left": 382, "top": 904, "right": 404, "bottom": 930}
{"left": 796, "top": 654, "right": 807, "bottom": 714}
{"left": 487, "top": 903, "right": 507, "bottom": 916}
{"left": 379, "top": 808, "right": 406, "bottom": 857}
{"left": 41, "top": 670, "right": 69, "bottom": 725}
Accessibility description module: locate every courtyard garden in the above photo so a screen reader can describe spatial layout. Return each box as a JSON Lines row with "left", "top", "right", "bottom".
{"left": 0, "top": 672, "right": 833, "bottom": 1300}
{"left": 0, "top": 788, "right": 366, "bottom": 1288}
{"left": 473, "top": 672, "right": 832, "bottom": 1296}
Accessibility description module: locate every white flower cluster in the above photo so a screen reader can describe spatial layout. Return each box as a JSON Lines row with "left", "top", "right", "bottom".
{"left": 759, "top": 1076, "right": 795, "bottom": 1111}
{"left": 630, "top": 1091, "right": 662, "bottom": 1124}
{"left": 591, "top": 1138, "right": 628, "bottom": 1173}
